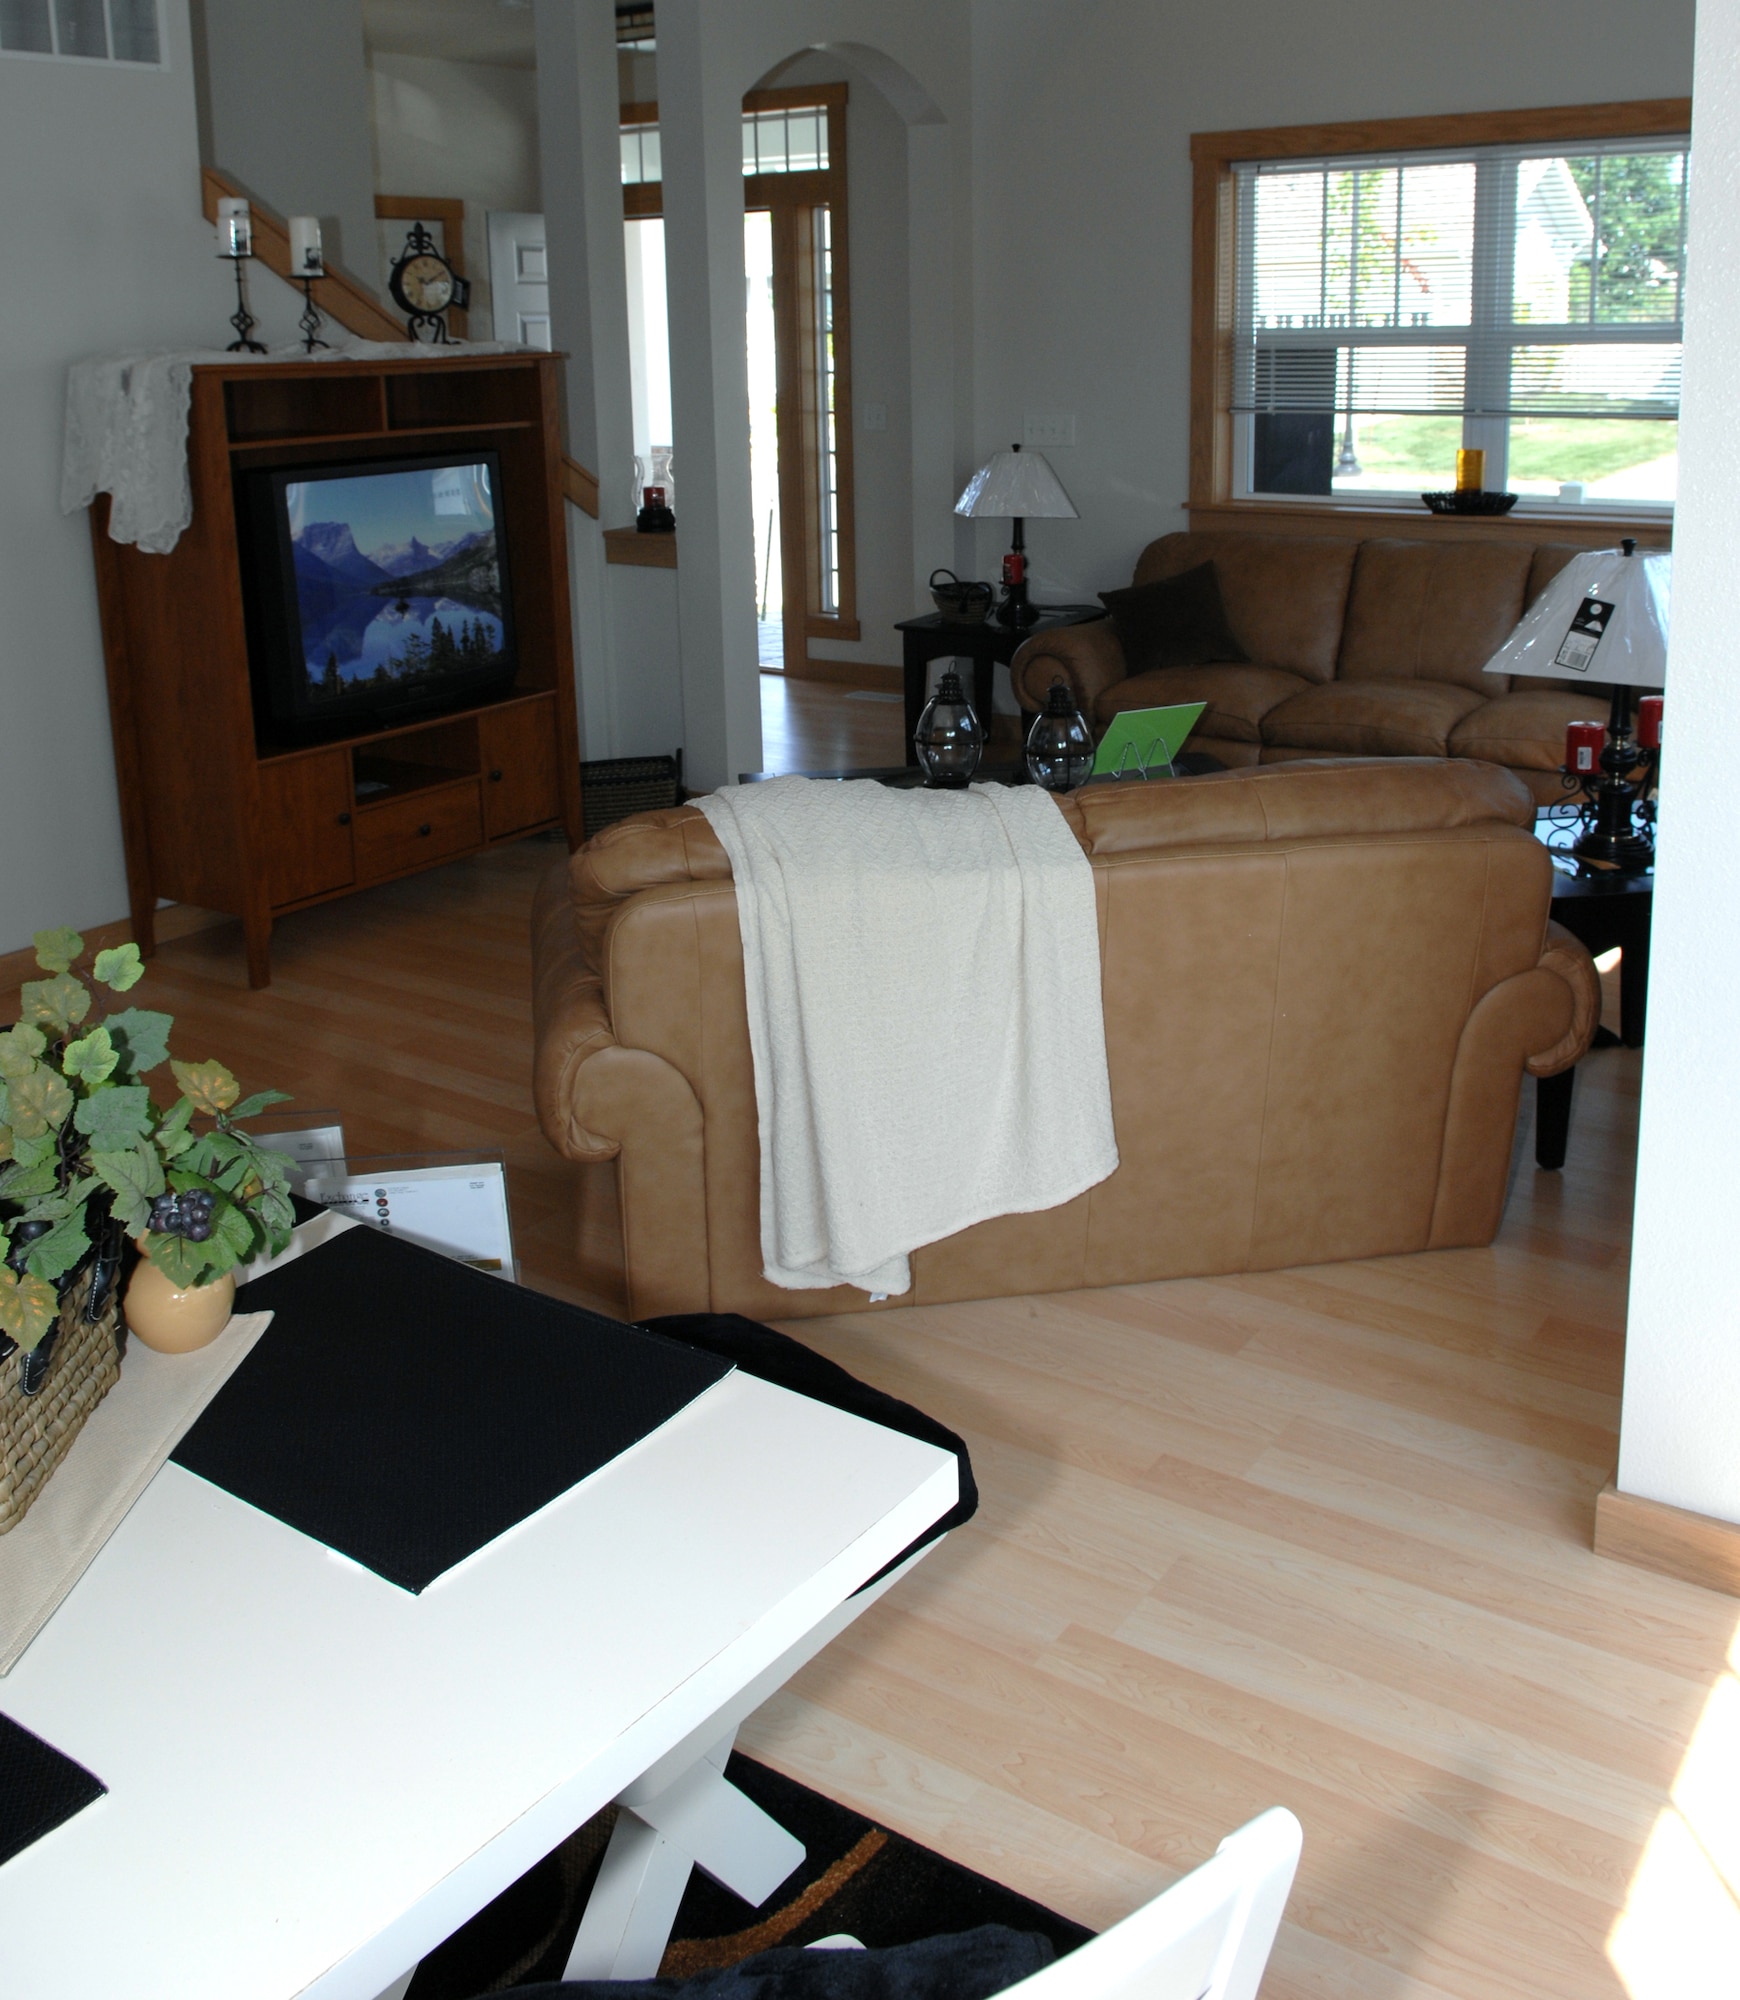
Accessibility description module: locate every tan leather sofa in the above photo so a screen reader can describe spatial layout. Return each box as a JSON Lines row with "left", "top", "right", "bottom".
{"left": 532, "top": 759, "right": 1598, "bottom": 1322}
{"left": 1011, "top": 532, "right": 1611, "bottom": 804}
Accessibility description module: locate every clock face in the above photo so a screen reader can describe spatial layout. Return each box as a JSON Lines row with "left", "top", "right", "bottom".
{"left": 396, "top": 253, "right": 454, "bottom": 314}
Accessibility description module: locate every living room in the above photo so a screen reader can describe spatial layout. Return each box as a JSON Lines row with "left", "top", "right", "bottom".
{"left": 2, "top": 3, "right": 1736, "bottom": 1998}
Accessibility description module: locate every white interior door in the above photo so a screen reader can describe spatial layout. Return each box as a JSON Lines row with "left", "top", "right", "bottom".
{"left": 486, "top": 212, "right": 551, "bottom": 349}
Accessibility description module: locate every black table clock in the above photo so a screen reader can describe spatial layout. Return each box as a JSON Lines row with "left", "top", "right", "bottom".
{"left": 387, "top": 221, "right": 472, "bottom": 344}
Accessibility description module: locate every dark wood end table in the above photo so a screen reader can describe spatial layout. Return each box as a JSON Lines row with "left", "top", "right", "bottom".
{"left": 1534, "top": 842, "right": 1652, "bottom": 1170}
{"left": 895, "top": 605, "right": 1106, "bottom": 767}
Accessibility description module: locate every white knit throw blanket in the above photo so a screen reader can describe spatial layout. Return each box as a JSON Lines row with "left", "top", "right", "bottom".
{"left": 697, "top": 777, "right": 1118, "bottom": 1296}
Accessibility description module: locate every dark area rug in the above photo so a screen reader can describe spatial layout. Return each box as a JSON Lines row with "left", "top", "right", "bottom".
{"left": 406, "top": 1755, "right": 1093, "bottom": 1999}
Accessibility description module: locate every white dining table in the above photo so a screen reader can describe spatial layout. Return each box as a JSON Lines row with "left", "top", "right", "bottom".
{"left": 0, "top": 1365, "right": 958, "bottom": 1999}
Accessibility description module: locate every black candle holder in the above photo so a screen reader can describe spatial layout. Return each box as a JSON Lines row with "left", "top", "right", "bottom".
{"left": 222, "top": 251, "right": 266, "bottom": 354}
{"left": 1543, "top": 681, "right": 1660, "bottom": 873}
{"left": 296, "top": 274, "right": 330, "bottom": 354}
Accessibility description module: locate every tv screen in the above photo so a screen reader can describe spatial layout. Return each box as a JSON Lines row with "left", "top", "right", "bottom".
{"left": 240, "top": 452, "right": 518, "bottom": 739}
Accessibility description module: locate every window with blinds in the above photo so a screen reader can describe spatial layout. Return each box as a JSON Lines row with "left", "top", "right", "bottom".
{"left": 619, "top": 108, "right": 832, "bottom": 186}
{"left": 1231, "top": 135, "right": 1687, "bottom": 506}
{"left": 0, "top": 0, "right": 159, "bottom": 62}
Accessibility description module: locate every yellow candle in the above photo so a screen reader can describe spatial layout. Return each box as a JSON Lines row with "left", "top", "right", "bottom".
{"left": 1456, "top": 448, "right": 1486, "bottom": 493}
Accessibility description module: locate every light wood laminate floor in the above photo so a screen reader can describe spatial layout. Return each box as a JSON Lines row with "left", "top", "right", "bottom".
{"left": 759, "top": 671, "right": 907, "bottom": 773}
{"left": 10, "top": 709, "right": 1727, "bottom": 1998}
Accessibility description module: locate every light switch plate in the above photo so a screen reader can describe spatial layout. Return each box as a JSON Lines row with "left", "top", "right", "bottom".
{"left": 1023, "top": 412, "right": 1076, "bottom": 449}
{"left": 862, "top": 402, "right": 888, "bottom": 432}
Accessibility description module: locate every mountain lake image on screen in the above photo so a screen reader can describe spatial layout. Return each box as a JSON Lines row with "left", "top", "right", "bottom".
{"left": 283, "top": 459, "right": 510, "bottom": 709}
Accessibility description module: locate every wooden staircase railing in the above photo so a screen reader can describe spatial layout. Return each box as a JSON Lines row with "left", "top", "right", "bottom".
{"left": 200, "top": 167, "right": 601, "bottom": 519}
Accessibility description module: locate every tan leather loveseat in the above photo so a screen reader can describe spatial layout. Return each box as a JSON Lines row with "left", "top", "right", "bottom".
{"left": 1011, "top": 532, "right": 1610, "bottom": 803}
{"left": 532, "top": 759, "right": 1597, "bottom": 1322}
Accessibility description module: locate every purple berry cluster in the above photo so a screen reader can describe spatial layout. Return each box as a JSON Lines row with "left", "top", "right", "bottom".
{"left": 147, "top": 1188, "right": 216, "bottom": 1243}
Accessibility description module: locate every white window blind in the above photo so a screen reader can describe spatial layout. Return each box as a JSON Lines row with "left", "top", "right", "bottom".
{"left": 1231, "top": 133, "right": 1688, "bottom": 503}
{"left": 619, "top": 107, "right": 831, "bottom": 187}
{"left": 0, "top": 0, "right": 159, "bottom": 62}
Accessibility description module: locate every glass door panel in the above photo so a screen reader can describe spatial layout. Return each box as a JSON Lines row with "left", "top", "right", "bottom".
{"left": 624, "top": 215, "right": 673, "bottom": 516}
{"left": 745, "top": 207, "right": 783, "bottom": 671}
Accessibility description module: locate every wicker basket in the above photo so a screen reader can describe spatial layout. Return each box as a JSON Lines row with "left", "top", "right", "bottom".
{"left": 0, "top": 1261, "right": 123, "bottom": 1536}
{"left": 580, "top": 754, "right": 685, "bottom": 841}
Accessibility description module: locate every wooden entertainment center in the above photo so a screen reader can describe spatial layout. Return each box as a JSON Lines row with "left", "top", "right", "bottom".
{"left": 89, "top": 351, "right": 582, "bottom": 988}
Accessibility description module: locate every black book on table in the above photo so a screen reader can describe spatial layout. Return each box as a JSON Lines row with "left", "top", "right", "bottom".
{"left": 171, "top": 1224, "right": 732, "bottom": 1593}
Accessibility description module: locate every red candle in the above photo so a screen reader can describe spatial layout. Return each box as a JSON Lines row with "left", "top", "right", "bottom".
{"left": 1637, "top": 695, "right": 1663, "bottom": 750}
{"left": 1565, "top": 720, "right": 1605, "bottom": 776}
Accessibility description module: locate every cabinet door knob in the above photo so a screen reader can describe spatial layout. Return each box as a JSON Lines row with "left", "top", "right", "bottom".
{"left": 337, "top": 810, "right": 352, "bottom": 825}
{"left": 417, "top": 822, "right": 432, "bottom": 837}
{"left": 489, "top": 768, "right": 504, "bottom": 782}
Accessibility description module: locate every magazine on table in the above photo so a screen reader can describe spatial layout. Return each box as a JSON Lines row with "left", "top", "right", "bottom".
{"left": 300, "top": 1153, "right": 518, "bottom": 1282}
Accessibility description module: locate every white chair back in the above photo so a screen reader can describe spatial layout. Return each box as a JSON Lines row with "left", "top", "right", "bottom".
{"left": 993, "top": 1809, "right": 1302, "bottom": 2000}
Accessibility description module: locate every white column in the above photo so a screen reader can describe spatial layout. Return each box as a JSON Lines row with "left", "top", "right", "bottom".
{"left": 1617, "top": 0, "right": 1740, "bottom": 1524}
{"left": 656, "top": 0, "right": 763, "bottom": 791}
{"left": 534, "top": 0, "right": 638, "bottom": 757}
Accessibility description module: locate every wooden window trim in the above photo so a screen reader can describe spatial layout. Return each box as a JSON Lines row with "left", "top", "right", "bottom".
{"left": 376, "top": 195, "right": 469, "bottom": 340}
{"left": 620, "top": 84, "right": 858, "bottom": 648}
{"left": 1188, "top": 98, "right": 1691, "bottom": 543}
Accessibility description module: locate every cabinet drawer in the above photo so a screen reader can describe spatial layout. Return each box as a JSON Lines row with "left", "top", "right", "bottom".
{"left": 258, "top": 751, "right": 354, "bottom": 907}
{"left": 480, "top": 697, "right": 562, "bottom": 839}
{"left": 353, "top": 781, "right": 483, "bottom": 882}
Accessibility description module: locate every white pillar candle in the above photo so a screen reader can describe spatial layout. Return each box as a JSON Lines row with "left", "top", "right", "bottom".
{"left": 288, "top": 215, "right": 324, "bottom": 277}
{"left": 216, "top": 196, "right": 252, "bottom": 258}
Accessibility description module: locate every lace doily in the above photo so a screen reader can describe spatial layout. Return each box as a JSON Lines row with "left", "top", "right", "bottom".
{"left": 62, "top": 340, "right": 522, "bottom": 556}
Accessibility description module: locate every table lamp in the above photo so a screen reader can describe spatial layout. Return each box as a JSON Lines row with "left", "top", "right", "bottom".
{"left": 954, "top": 443, "right": 1078, "bottom": 628}
{"left": 1482, "top": 538, "right": 1669, "bottom": 871}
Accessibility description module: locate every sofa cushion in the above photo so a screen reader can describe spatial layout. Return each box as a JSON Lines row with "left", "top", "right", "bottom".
{"left": 1338, "top": 539, "right": 1533, "bottom": 693}
{"left": 1132, "top": 531, "right": 1355, "bottom": 683}
{"left": 1098, "top": 561, "right": 1248, "bottom": 674}
{"left": 1097, "top": 663, "right": 1308, "bottom": 743}
{"left": 1053, "top": 754, "right": 1536, "bottom": 857}
{"left": 1448, "top": 688, "right": 1612, "bottom": 772}
{"left": 1262, "top": 679, "right": 1488, "bottom": 758}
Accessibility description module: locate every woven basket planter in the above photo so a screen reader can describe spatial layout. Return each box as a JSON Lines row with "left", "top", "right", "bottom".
{"left": 0, "top": 1260, "right": 123, "bottom": 1536}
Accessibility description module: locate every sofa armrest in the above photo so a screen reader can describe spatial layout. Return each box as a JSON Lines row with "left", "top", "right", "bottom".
{"left": 1010, "top": 619, "right": 1128, "bottom": 716}
{"left": 1526, "top": 920, "right": 1601, "bottom": 1077}
{"left": 532, "top": 861, "right": 623, "bottom": 1161}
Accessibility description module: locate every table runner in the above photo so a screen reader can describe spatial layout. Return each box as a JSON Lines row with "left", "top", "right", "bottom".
{"left": 0, "top": 1309, "right": 274, "bottom": 1675}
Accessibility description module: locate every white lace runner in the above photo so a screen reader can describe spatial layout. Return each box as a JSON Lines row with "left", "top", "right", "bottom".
{"left": 62, "top": 340, "right": 522, "bottom": 555}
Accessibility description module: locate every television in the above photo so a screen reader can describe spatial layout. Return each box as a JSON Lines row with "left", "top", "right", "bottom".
{"left": 237, "top": 452, "right": 519, "bottom": 742}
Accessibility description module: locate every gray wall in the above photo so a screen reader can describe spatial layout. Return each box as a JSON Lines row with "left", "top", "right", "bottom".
{"left": 0, "top": 1, "right": 235, "bottom": 951}
{"left": 370, "top": 52, "right": 541, "bottom": 213}
{"left": 199, "top": 0, "right": 379, "bottom": 280}
{"left": 966, "top": 0, "right": 1698, "bottom": 605}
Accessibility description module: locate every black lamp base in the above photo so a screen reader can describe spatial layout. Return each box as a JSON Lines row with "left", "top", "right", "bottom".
{"left": 990, "top": 512, "right": 1040, "bottom": 627}
{"left": 1560, "top": 682, "right": 1657, "bottom": 875}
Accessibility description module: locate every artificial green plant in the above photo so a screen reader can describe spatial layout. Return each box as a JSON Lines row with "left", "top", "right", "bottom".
{"left": 0, "top": 928, "right": 296, "bottom": 1353}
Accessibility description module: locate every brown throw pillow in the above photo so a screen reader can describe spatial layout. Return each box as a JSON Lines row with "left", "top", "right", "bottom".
{"left": 1099, "top": 561, "right": 1249, "bottom": 674}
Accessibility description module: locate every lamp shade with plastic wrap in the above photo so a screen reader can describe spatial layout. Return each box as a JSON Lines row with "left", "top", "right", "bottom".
{"left": 954, "top": 449, "right": 1079, "bottom": 520}
{"left": 1482, "top": 546, "right": 1670, "bottom": 689}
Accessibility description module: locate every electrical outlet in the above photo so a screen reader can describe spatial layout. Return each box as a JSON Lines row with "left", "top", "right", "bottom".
{"left": 1023, "top": 412, "right": 1076, "bottom": 449}
{"left": 862, "top": 402, "right": 888, "bottom": 432}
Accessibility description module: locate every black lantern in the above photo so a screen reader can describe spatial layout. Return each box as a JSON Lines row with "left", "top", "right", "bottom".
{"left": 913, "top": 669, "right": 985, "bottom": 788}
{"left": 1025, "top": 681, "right": 1095, "bottom": 791}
